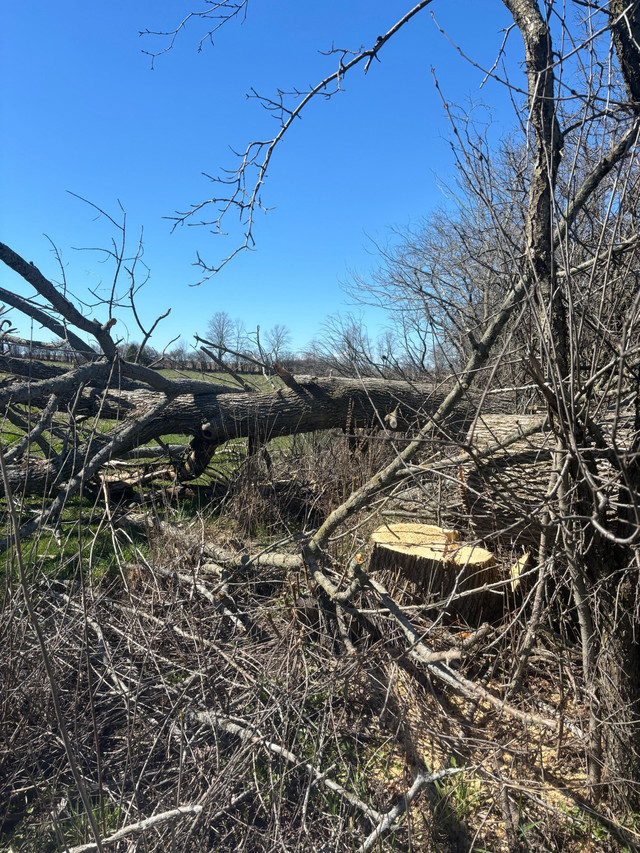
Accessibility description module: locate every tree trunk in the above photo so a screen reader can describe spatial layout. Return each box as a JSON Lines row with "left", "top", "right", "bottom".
{"left": 597, "top": 567, "right": 640, "bottom": 810}
{"left": 0, "top": 375, "right": 450, "bottom": 497}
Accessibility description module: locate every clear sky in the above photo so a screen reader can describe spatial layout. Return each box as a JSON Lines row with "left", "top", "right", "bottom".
{"left": 1, "top": 1, "right": 517, "bottom": 355}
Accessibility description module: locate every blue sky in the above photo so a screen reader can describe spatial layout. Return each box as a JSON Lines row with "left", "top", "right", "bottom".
{"left": 1, "top": 1, "right": 517, "bottom": 355}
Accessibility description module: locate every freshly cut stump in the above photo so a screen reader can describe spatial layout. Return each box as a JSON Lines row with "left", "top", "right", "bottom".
{"left": 369, "top": 523, "right": 499, "bottom": 624}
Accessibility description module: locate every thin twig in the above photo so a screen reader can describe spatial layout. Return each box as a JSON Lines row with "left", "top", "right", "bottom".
{"left": 63, "top": 805, "right": 203, "bottom": 852}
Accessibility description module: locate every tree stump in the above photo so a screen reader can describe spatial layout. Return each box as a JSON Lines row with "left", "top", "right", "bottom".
{"left": 369, "top": 523, "right": 500, "bottom": 624}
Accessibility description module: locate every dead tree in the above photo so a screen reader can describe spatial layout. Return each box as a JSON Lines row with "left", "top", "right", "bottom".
{"left": 0, "top": 239, "right": 460, "bottom": 547}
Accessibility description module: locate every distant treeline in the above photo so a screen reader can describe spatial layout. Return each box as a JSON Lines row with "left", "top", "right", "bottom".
{"left": 1, "top": 343, "right": 327, "bottom": 377}
{"left": 2, "top": 336, "right": 446, "bottom": 382}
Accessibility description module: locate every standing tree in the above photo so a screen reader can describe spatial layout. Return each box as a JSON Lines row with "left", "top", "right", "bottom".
{"left": 315, "top": 312, "right": 390, "bottom": 377}
{"left": 205, "top": 310, "right": 235, "bottom": 365}
{"left": 263, "top": 323, "right": 292, "bottom": 365}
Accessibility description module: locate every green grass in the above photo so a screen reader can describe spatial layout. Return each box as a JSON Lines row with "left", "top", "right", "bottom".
{"left": 432, "top": 760, "right": 482, "bottom": 823}
{"left": 0, "top": 488, "right": 150, "bottom": 587}
{"left": 5, "top": 795, "right": 126, "bottom": 853}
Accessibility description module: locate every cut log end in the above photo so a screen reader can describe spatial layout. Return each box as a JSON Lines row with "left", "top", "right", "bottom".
{"left": 369, "top": 522, "right": 500, "bottom": 625}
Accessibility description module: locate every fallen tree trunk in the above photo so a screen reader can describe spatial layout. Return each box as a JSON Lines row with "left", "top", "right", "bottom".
{"left": 0, "top": 372, "right": 449, "bottom": 497}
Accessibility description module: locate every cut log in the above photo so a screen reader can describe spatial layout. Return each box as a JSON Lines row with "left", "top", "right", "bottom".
{"left": 460, "top": 409, "right": 636, "bottom": 549}
{"left": 507, "top": 551, "right": 532, "bottom": 593}
{"left": 369, "top": 522, "right": 499, "bottom": 624}
{"left": 460, "top": 414, "right": 551, "bottom": 549}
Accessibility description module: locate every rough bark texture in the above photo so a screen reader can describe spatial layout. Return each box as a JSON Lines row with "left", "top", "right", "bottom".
{"left": 598, "top": 571, "right": 640, "bottom": 809}
{"left": 502, "top": 0, "right": 566, "bottom": 375}
{"left": 461, "top": 413, "right": 551, "bottom": 548}
{"left": 0, "top": 374, "right": 449, "bottom": 497}
{"left": 609, "top": 0, "right": 640, "bottom": 109}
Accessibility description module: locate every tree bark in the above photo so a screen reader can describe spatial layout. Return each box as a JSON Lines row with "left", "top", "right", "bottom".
{"left": 0, "top": 374, "right": 448, "bottom": 497}
{"left": 609, "top": 0, "right": 640, "bottom": 109}
{"left": 597, "top": 569, "right": 640, "bottom": 810}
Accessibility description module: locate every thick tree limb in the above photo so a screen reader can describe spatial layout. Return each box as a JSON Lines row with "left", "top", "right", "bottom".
{"left": 0, "top": 396, "right": 173, "bottom": 548}
{"left": 0, "top": 375, "right": 447, "bottom": 499}
{"left": 609, "top": 0, "right": 640, "bottom": 108}
{"left": 556, "top": 118, "right": 640, "bottom": 246}
{"left": 0, "top": 354, "right": 67, "bottom": 381}
{"left": 3, "top": 393, "right": 58, "bottom": 464}
{"left": 0, "top": 284, "right": 96, "bottom": 361}
{"left": 0, "top": 242, "right": 117, "bottom": 358}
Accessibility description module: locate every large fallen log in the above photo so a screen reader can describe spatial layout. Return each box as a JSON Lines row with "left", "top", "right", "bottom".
{"left": 460, "top": 413, "right": 551, "bottom": 549}
{"left": 459, "top": 410, "right": 636, "bottom": 548}
{"left": 0, "top": 372, "right": 452, "bottom": 497}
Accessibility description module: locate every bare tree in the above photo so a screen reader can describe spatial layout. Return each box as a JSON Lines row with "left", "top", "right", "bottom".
{"left": 166, "top": 337, "right": 190, "bottom": 366}
{"left": 263, "top": 323, "right": 292, "bottom": 364}
{"left": 313, "top": 312, "right": 391, "bottom": 378}
{"left": 205, "top": 310, "right": 235, "bottom": 364}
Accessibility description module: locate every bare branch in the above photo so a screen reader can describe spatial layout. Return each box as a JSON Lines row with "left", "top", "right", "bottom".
{"left": 166, "top": 1, "right": 437, "bottom": 278}
{"left": 64, "top": 805, "right": 203, "bottom": 852}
